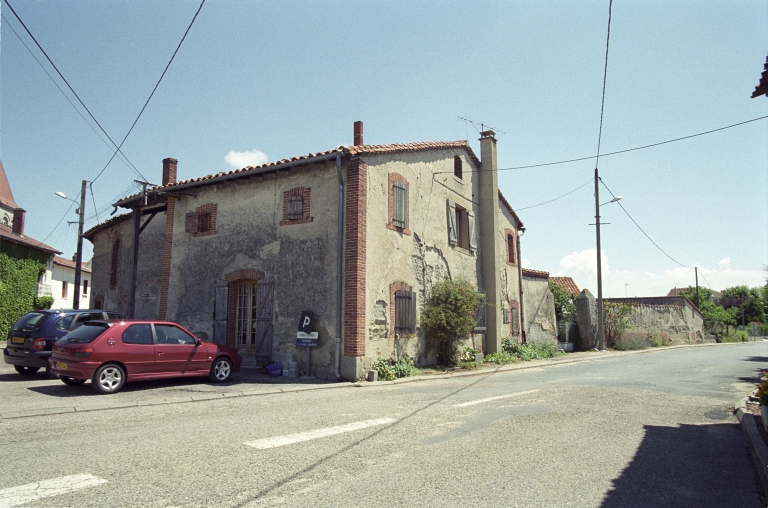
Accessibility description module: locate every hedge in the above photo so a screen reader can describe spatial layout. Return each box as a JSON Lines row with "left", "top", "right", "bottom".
{"left": 0, "top": 242, "right": 50, "bottom": 340}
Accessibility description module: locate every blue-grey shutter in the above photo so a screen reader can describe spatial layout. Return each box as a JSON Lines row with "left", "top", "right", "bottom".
{"left": 474, "top": 291, "right": 487, "bottom": 332}
{"left": 287, "top": 194, "right": 303, "bottom": 220}
{"left": 467, "top": 210, "right": 476, "bottom": 252}
{"left": 447, "top": 200, "right": 457, "bottom": 245}
{"left": 185, "top": 212, "right": 199, "bottom": 232}
{"left": 393, "top": 181, "right": 408, "bottom": 229}
{"left": 512, "top": 307, "right": 520, "bottom": 336}
{"left": 395, "top": 290, "right": 416, "bottom": 333}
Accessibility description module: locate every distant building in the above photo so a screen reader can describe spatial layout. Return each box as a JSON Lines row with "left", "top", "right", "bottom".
{"left": 550, "top": 276, "right": 580, "bottom": 296}
{"left": 47, "top": 255, "right": 92, "bottom": 309}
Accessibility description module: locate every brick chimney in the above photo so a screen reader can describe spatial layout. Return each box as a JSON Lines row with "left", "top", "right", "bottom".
{"left": 478, "top": 130, "right": 501, "bottom": 354}
{"left": 354, "top": 121, "right": 364, "bottom": 146}
{"left": 162, "top": 158, "right": 178, "bottom": 186}
{"left": 11, "top": 208, "right": 25, "bottom": 235}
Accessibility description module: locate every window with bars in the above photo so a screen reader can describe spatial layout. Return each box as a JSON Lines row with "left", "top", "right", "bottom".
{"left": 392, "top": 181, "right": 408, "bottom": 229}
{"left": 287, "top": 194, "right": 304, "bottom": 220}
{"left": 454, "top": 156, "right": 462, "bottom": 179}
{"left": 394, "top": 290, "right": 416, "bottom": 334}
{"left": 109, "top": 234, "right": 121, "bottom": 289}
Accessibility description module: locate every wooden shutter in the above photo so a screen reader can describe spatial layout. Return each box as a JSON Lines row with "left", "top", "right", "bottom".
{"left": 213, "top": 280, "right": 227, "bottom": 345}
{"left": 447, "top": 200, "right": 457, "bottom": 245}
{"left": 468, "top": 210, "right": 476, "bottom": 252}
{"left": 395, "top": 290, "right": 416, "bottom": 333}
{"left": 392, "top": 181, "right": 408, "bottom": 229}
{"left": 512, "top": 307, "right": 520, "bottom": 336}
{"left": 474, "top": 291, "right": 487, "bottom": 332}
{"left": 185, "top": 212, "right": 199, "bottom": 232}
{"left": 253, "top": 278, "right": 274, "bottom": 359}
{"left": 287, "top": 194, "right": 303, "bottom": 220}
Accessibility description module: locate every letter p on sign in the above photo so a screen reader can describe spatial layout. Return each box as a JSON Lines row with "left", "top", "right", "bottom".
{"left": 298, "top": 310, "right": 316, "bottom": 333}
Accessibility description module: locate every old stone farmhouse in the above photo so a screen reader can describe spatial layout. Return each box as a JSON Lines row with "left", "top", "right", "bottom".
{"left": 85, "top": 123, "right": 554, "bottom": 380}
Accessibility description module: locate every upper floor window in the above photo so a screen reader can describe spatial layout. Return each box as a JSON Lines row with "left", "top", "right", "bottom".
{"left": 505, "top": 228, "right": 517, "bottom": 265}
{"left": 83, "top": 279, "right": 89, "bottom": 295}
{"left": 186, "top": 203, "right": 218, "bottom": 237}
{"left": 454, "top": 156, "right": 463, "bottom": 179}
{"left": 447, "top": 199, "right": 476, "bottom": 252}
{"left": 280, "top": 187, "right": 313, "bottom": 226}
{"left": 109, "top": 234, "right": 122, "bottom": 289}
{"left": 387, "top": 173, "right": 410, "bottom": 234}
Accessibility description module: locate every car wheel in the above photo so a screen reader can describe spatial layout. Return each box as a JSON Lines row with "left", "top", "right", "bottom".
{"left": 92, "top": 364, "right": 125, "bottom": 394}
{"left": 14, "top": 365, "right": 40, "bottom": 375}
{"left": 46, "top": 363, "right": 60, "bottom": 379}
{"left": 209, "top": 357, "right": 233, "bottom": 382}
{"left": 61, "top": 376, "right": 86, "bottom": 386}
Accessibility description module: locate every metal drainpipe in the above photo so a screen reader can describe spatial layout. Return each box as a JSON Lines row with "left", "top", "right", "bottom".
{"left": 517, "top": 228, "right": 526, "bottom": 343}
{"left": 334, "top": 153, "right": 344, "bottom": 379}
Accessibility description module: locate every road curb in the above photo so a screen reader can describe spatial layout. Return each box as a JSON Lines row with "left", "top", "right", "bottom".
{"left": 0, "top": 341, "right": 751, "bottom": 420}
{"left": 735, "top": 397, "right": 768, "bottom": 496}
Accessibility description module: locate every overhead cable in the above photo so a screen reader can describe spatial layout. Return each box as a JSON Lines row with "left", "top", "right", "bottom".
{"left": 515, "top": 177, "right": 593, "bottom": 211}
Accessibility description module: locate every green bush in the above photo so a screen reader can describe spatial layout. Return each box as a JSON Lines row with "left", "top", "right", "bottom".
{"left": 372, "top": 356, "right": 419, "bottom": 381}
{"left": 502, "top": 337, "right": 559, "bottom": 360}
{"left": 736, "top": 330, "right": 750, "bottom": 342}
{"left": 34, "top": 296, "right": 54, "bottom": 310}
{"left": 485, "top": 351, "right": 517, "bottom": 364}
{"left": 421, "top": 279, "right": 481, "bottom": 365}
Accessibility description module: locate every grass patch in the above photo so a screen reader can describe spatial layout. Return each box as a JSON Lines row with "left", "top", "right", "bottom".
{"left": 372, "top": 356, "right": 419, "bottom": 381}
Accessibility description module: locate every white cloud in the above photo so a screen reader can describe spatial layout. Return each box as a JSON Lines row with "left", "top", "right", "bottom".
{"left": 555, "top": 249, "right": 765, "bottom": 298}
{"left": 224, "top": 149, "right": 268, "bottom": 168}
{"left": 521, "top": 258, "right": 531, "bottom": 269}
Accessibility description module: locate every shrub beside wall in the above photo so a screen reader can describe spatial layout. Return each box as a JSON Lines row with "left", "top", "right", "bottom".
{"left": 0, "top": 242, "right": 49, "bottom": 341}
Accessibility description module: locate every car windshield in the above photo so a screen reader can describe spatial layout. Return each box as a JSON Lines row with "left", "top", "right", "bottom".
{"left": 62, "top": 323, "right": 109, "bottom": 343}
{"left": 12, "top": 312, "right": 49, "bottom": 332}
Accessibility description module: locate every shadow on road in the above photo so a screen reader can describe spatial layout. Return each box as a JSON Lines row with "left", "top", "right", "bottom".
{"left": 601, "top": 423, "right": 763, "bottom": 508}
{"left": 744, "top": 356, "right": 768, "bottom": 363}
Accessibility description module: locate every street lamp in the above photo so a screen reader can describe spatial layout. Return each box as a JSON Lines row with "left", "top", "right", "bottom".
{"left": 55, "top": 181, "right": 87, "bottom": 310}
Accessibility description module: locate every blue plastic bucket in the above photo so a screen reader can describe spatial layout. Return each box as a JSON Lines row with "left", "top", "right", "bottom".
{"left": 266, "top": 364, "right": 282, "bottom": 377}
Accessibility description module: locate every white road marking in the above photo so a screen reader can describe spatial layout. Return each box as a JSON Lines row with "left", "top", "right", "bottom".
{"left": 0, "top": 474, "right": 108, "bottom": 508}
{"left": 245, "top": 418, "right": 396, "bottom": 449}
{"left": 453, "top": 389, "right": 539, "bottom": 408}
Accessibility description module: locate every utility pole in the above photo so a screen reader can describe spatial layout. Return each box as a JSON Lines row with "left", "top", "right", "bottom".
{"left": 73, "top": 180, "right": 87, "bottom": 310}
{"left": 695, "top": 267, "right": 700, "bottom": 308}
{"left": 594, "top": 168, "right": 605, "bottom": 351}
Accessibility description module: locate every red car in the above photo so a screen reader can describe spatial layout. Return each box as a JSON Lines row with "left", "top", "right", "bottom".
{"left": 49, "top": 320, "right": 242, "bottom": 394}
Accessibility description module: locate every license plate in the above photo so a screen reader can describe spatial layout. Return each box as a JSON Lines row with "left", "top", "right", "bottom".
{"left": 55, "top": 362, "right": 68, "bottom": 370}
{"left": 11, "top": 336, "right": 25, "bottom": 344}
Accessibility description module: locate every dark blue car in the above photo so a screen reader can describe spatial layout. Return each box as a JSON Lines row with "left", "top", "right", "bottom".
{"left": 4, "top": 309, "right": 126, "bottom": 376}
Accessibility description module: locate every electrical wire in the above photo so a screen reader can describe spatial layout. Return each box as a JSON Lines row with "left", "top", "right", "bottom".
{"left": 88, "top": 183, "right": 100, "bottom": 224}
{"left": 594, "top": 0, "right": 613, "bottom": 169}
{"left": 2, "top": 1, "right": 147, "bottom": 182}
{"left": 89, "top": 0, "right": 206, "bottom": 185}
{"left": 40, "top": 199, "right": 76, "bottom": 244}
{"left": 599, "top": 179, "right": 692, "bottom": 269}
{"left": 435, "top": 115, "right": 768, "bottom": 175}
{"left": 1, "top": 14, "right": 142, "bottom": 175}
{"left": 515, "top": 177, "right": 594, "bottom": 211}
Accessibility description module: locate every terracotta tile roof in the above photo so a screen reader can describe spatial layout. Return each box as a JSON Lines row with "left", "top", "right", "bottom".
{"left": 498, "top": 190, "right": 523, "bottom": 229}
{"left": 550, "top": 276, "right": 580, "bottom": 295}
{"left": 0, "top": 224, "right": 60, "bottom": 254}
{"left": 53, "top": 255, "right": 91, "bottom": 273}
{"left": 752, "top": 56, "right": 768, "bottom": 98}
{"left": 115, "top": 141, "right": 484, "bottom": 207}
{"left": 83, "top": 212, "right": 132, "bottom": 240}
{"left": 348, "top": 140, "right": 482, "bottom": 168}
{"left": 522, "top": 268, "right": 550, "bottom": 279}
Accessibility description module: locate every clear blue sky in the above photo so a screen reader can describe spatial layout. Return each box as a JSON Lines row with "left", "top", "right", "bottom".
{"left": 2, "top": 0, "right": 766, "bottom": 297}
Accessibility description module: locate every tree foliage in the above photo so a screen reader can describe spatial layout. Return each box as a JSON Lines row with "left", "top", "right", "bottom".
{"left": 548, "top": 280, "right": 576, "bottom": 323}
{"left": 421, "top": 279, "right": 481, "bottom": 365}
{"left": 0, "top": 246, "right": 48, "bottom": 341}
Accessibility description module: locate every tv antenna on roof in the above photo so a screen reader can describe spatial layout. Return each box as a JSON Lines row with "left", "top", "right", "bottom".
{"left": 457, "top": 116, "right": 506, "bottom": 135}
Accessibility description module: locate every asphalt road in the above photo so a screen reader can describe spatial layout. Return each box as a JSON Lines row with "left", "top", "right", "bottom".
{"left": 0, "top": 342, "right": 764, "bottom": 507}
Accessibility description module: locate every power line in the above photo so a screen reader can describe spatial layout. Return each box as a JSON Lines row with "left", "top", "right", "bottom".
{"left": 595, "top": 0, "right": 613, "bottom": 168}
{"left": 599, "top": 178, "right": 692, "bottom": 270}
{"left": 89, "top": 0, "right": 206, "bottom": 184}
{"left": 515, "top": 177, "right": 593, "bottom": 211}
{"left": 41, "top": 199, "right": 76, "bottom": 244}
{"left": 435, "top": 115, "right": 768, "bottom": 174}
{"left": 2, "top": 1, "right": 147, "bottom": 182}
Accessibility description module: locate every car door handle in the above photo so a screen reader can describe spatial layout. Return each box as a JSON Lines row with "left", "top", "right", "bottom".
{"left": 157, "top": 351, "right": 164, "bottom": 355}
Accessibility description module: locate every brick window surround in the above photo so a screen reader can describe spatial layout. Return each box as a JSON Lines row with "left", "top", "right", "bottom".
{"left": 109, "top": 233, "right": 122, "bottom": 289}
{"left": 505, "top": 228, "right": 517, "bottom": 266}
{"left": 344, "top": 159, "right": 367, "bottom": 357}
{"left": 280, "top": 187, "right": 313, "bottom": 226}
{"left": 224, "top": 269, "right": 265, "bottom": 348}
{"left": 389, "top": 282, "right": 414, "bottom": 336}
{"left": 186, "top": 203, "right": 218, "bottom": 237}
{"left": 387, "top": 173, "right": 411, "bottom": 235}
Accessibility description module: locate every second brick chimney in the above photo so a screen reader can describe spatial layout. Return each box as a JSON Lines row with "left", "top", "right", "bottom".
{"left": 354, "top": 121, "right": 364, "bottom": 146}
{"left": 162, "top": 158, "right": 178, "bottom": 186}
{"left": 11, "top": 208, "right": 25, "bottom": 235}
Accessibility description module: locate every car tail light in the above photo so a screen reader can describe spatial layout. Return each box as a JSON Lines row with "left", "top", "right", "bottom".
{"left": 31, "top": 338, "right": 46, "bottom": 351}
{"left": 73, "top": 348, "right": 94, "bottom": 358}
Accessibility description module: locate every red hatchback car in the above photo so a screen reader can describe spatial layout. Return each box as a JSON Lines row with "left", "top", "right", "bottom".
{"left": 49, "top": 320, "right": 242, "bottom": 394}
